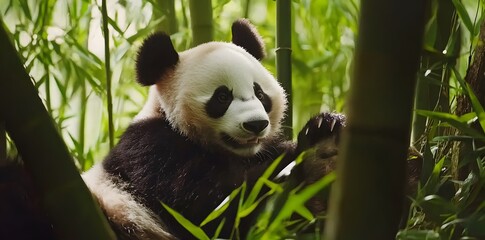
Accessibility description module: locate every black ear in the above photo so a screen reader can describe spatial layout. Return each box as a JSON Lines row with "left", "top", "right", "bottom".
{"left": 136, "top": 32, "right": 179, "bottom": 86}
{"left": 231, "top": 19, "right": 265, "bottom": 61}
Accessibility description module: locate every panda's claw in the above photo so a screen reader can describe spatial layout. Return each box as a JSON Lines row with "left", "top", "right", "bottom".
{"left": 296, "top": 112, "right": 346, "bottom": 151}
{"left": 330, "top": 118, "right": 337, "bottom": 132}
{"left": 317, "top": 117, "right": 323, "bottom": 129}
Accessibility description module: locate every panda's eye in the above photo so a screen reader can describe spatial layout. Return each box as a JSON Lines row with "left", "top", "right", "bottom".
{"left": 256, "top": 90, "right": 264, "bottom": 100}
{"left": 217, "top": 92, "right": 230, "bottom": 103}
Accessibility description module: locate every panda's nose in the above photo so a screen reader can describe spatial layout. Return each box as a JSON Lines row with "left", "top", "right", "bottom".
{"left": 243, "top": 120, "right": 269, "bottom": 134}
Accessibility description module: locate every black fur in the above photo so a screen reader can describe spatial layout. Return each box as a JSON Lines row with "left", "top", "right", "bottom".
{"left": 205, "top": 86, "right": 233, "bottom": 119}
{"left": 232, "top": 19, "right": 265, "bottom": 61}
{"left": 136, "top": 32, "right": 179, "bottom": 86}
{"left": 102, "top": 117, "right": 298, "bottom": 239}
{"left": 254, "top": 82, "right": 272, "bottom": 113}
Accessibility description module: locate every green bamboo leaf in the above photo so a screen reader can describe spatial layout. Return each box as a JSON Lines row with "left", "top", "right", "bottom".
{"left": 422, "top": 157, "right": 445, "bottom": 194}
{"left": 466, "top": 84, "right": 485, "bottom": 133}
{"left": 451, "top": 0, "right": 475, "bottom": 34}
{"left": 18, "top": 0, "right": 32, "bottom": 21}
{"left": 126, "top": 18, "right": 163, "bottom": 43}
{"left": 211, "top": 218, "right": 225, "bottom": 240}
{"left": 243, "top": 154, "right": 284, "bottom": 210}
{"left": 431, "top": 135, "right": 474, "bottom": 142}
{"left": 396, "top": 229, "right": 440, "bottom": 240}
{"left": 415, "top": 110, "right": 485, "bottom": 140}
{"left": 161, "top": 203, "right": 210, "bottom": 240}
{"left": 265, "top": 172, "right": 336, "bottom": 236}
{"left": 200, "top": 183, "right": 243, "bottom": 227}
{"left": 419, "top": 195, "right": 456, "bottom": 222}
{"left": 294, "top": 205, "right": 313, "bottom": 221}
{"left": 238, "top": 188, "right": 276, "bottom": 218}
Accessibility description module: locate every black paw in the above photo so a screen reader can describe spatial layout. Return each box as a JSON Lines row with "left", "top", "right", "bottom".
{"left": 296, "top": 112, "right": 346, "bottom": 152}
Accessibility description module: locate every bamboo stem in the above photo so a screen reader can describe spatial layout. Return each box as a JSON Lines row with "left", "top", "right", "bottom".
{"left": 188, "top": 0, "right": 213, "bottom": 46}
{"left": 276, "top": 0, "right": 293, "bottom": 139}
{"left": 101, "top": 0, "right": 114, "bottom": 149}
{"left": 0, "top": 20, "right": 115, "bottom": 240}
{"left": 156, "top": 0, "right": 178, "bottom": 34}
{"left": 324, "top": 0, "right": 426, "bottom": 239}
{"left": 243, "top": 0, "right": 251, "bottom": 19}
{"left": 79, "top": 80, "right": 87, "bottom": 168}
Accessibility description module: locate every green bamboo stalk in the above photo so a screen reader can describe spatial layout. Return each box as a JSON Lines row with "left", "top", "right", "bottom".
{"left": 44, "top": 63, "right": 52, "bottom": 114}
{"left": 0, "top": 20, "right": 115, "bottom": 240}
{"left": 101, "top": 0, "right": 114, "bottom": 149}
{"left": 156, "top": 0, "right": 178, "bottom": 34}
{"left": 276, "top": 0, "right": 293, "bottom": 139}
{"left": 188, "top": 0, "right": 213, "bottom": 46}
{"left": 181, "top": 0, "right": 189, "bottom": 31}
{"left": 243, "top": 0, "right": 251, "bottom": 18}
{"left": 324, "top": 0, "right": 426, "bottom": 239}
{"left": 79, "top": 80, "right": 87, "bottom": 168}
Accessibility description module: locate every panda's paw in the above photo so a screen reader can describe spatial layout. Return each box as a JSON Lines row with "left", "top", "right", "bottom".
{"left": 296, "top": 112, "right": 346, "bottom": 152}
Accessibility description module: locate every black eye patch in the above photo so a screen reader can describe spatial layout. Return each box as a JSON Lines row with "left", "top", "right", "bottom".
{"left": 254, "top": 83, "right": 272, "bottom": 113}
{"left": 206, "top": 86, "right": 233, "bottom": 118}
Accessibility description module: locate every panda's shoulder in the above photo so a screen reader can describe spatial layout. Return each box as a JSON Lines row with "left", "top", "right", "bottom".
{"left": 121, "top": 117, "right": 183, "bottom": 145}
{"left": 106, "top": 117, "right": 194, "bottom": 164}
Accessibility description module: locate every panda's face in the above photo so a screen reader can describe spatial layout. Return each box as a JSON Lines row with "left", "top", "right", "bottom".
{"left": 135, "top": 20, "right": 286, "bottom": 157}
{"left": 156, "top": 43, "right": 286, "bottom": 156}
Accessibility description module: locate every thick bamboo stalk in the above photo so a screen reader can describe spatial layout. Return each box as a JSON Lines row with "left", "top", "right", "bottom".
{"left": 276, "top": 0, "right": 293, "bottom": 139}
{"left": 0, "top": 21, "right": 115, "bottom": 239}
{"left": 324, "top": 0, "right": 426, "bottom": 239}
{"left": 188, "top": 0, "right": 213, "bottom": 46}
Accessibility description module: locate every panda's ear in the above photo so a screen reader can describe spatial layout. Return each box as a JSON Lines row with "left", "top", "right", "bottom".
{"left": 231, "top": 19, "right": 265, "bottom": 61}
{"left": 136, "top": 32, "right": 179, "bottom": 86}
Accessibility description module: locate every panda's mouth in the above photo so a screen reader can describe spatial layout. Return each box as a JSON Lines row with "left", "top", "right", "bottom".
{"left": 221, "top": 133, "right": 260, "bottom": 149}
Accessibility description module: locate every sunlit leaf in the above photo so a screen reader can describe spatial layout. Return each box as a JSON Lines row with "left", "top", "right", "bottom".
{"left": 161, "top": 203, "right": 210, "bottom": 240}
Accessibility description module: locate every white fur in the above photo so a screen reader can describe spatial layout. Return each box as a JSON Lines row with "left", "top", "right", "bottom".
{"left": 82, "top": 165, "right": 174, "bottom": 240}
{"left": 133, "top": 86, "right": 163, "bottom": 122}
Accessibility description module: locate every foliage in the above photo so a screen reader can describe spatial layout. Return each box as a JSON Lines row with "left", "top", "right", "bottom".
{"left": 2, "top": 0, "right": 485, "bottom": 239}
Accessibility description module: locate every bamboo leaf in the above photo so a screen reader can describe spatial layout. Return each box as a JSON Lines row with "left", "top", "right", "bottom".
{"left": 161, "top": 203, "right": 210, "bottom": 240}
{"left": 242, "top": 154, "right": 284, "bottom": 210}
{"left": 211, "top": 218, "right": 225, "bottom": 240}
{"left": 18, "top": 0, "right": 32, "bottom": 21}
{"left": 200, "top": 183, "right": 243, "bottom": 227}
{"left": 266, "top": 172, "right": 336, "bottom": 236}
{"left": 415, "top": 110, "right": 485, "bottom": 140}
{"left": 466, "top": 84, "right": 485, "bottom": 133}
{"left": 451, "top": 0, "right": 475, "bottom": 34}
{"left": 294, "top": 205, "right": 313, "bottom": 221}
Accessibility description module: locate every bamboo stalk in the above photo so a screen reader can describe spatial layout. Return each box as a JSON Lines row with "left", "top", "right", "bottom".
{"left": 0, "top": 20, "right": 115, "bottom": 240}
{"left": 276, "top": 0, "right": 293, "bottom": 139}
{"left": 243, "top": 0, "right": 251, "bottom": 19}
{"left": 188, "top": 0, "right": 213, "bottom": 46}
{"left": 101, "top": 0, "right": 114, "bottom": 149}
{"left": 324, "top": 0, "right": 426, "bottom": 239}
{"left": 79, "top": 80, "right": 87, "bottom": 168}
{"left": 156, "top": 0, "right": 178, "bottom": 34}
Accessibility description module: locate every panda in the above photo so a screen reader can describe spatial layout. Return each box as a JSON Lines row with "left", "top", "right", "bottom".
{"left": 81, "top": 19, "right": 345, "bottom": 240}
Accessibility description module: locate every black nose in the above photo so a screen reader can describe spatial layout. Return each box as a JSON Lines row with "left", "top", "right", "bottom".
{"left": 243, "top": 120, "right": 269, "bottom": 134}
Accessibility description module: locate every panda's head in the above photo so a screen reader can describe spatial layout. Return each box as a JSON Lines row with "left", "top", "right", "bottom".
{"left": 135, "top": 19, "right": 287, "bottom": 157}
